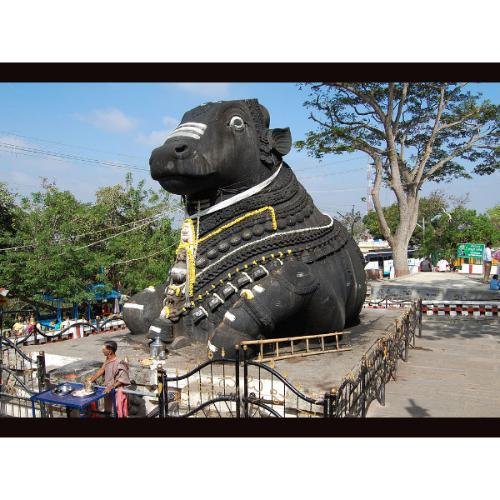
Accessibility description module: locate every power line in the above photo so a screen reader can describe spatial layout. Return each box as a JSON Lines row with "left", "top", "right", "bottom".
{"left": 297, "top": 167, "right": 365, "bottom": 180}
{"left": 293, "top": 155, "right": 365, "bottom": 173}
{"left": 67, "top": 217, "right": 161, "bottom": 253}
{"left": 0, "top": 142, "right": 149, "bottom": 172}
{"left": 109, "top": 244, "right": 178, "bottom": 267}
{"left": 308, "top": 187, "right": 365, "bottom": 193}
{"left": 0, "top": 210, "right": 168, "bottom": 252}
{"left": 0, "top": 130, "right": 145, "bottom": 161}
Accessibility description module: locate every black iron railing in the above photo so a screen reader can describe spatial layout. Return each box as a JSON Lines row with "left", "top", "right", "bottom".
{"left": 153, "top": 299, "right": 421, "bottom": 419}
{"left": 1, "top": 300, "right": 421, "bottom": 418}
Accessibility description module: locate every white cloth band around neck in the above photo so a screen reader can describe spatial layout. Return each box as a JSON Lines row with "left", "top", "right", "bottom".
{"left": 187, "top": 163, "right": 283, "bottom": 219}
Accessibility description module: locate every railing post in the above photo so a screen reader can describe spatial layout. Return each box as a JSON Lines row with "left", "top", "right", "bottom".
{"left": 36, "top": 351, "right": 46, "bottom": 393}
{"left": 418, "top": 298, "right": 422, "bottom": 338}
{"left": 234, "top": 345, "right": 240, "bottom": 418}
{"left": 157, "top": 368, "right": 165, "bottom": 418}
{"left": 242, "top": 345, "right": 249, "bottom": 418}
{"left": 360, "top": 358, "right": 367, "bottom": 418}
{"left": 36, "top": 351, "right": 47, "bottom": 417}
{"left": 403, "top": 318, "right": 409, "bottom": 362}
{"left": 323, "top": 393, "right": 330, "bottom": 418}
{"left": 330, "top": 387, "right": 337, "bottom": 418}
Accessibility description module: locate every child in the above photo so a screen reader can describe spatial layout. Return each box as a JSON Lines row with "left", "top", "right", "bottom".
{"left": 489, "top": 274, "right": 499, "bottom": 291}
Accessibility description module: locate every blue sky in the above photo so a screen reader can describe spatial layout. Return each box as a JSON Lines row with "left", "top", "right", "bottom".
{"left": 0, "top": 82, "right": 498, "bottom": 220}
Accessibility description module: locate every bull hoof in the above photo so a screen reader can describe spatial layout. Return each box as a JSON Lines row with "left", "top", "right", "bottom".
{"left": 147, "top": 317, "right": 174, "bottom": 342}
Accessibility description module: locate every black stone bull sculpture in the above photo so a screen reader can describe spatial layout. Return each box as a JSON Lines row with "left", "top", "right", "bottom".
{"left": 123, "top": 99, "right": 366, "bottom": 358}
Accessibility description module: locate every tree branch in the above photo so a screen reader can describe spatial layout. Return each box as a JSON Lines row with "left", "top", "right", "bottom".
{"left": 413, "top": 84, "right": 447, "bottom": 186}
{"left": 438, "top": 110, "right": 477, "bottom": 131}
{"left": 371, "top": 156, "right": 393, "bottom": 243}
{"left": 420, "top": 129, "right": 491, "bottom": 184}
{"left": 329, "top": 83, "right": 387, "bottom": 123}
{"left": 328, "top": 106, "right": 385, "bottom": 138}
{"left": 393, "top": 83, "right": 409, "bottom": 135}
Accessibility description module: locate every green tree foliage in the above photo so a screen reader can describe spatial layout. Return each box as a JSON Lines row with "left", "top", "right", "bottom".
{"left": 420, "top": 206, "right": 499, "bottom": 261}
{"left": 297, "top": 83, "right": 499, "bottom": 275}
{"left": 486, "top": 204, "right": 500, "bottom": 232}
{"left": 0, "top": 181, "right": 18, "bottom": 241}
{"left": 0, "top": 175, "right": 179, "bottom": 304}
{"left": 362, "top": 191, "right": 448, "bottom": 243}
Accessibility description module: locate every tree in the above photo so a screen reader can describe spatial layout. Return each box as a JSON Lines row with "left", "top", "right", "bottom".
{"left": 297, "top": 83, "right": 499, "bottom": 276}
{"left": 363, "top": 190, "right": 449, "bottom": 244}
{"left": 335, "top": 206, "right": 367, "bottom": 242}
{"left": 486, "top": 204, "right": 500, "bottom": 232}
{"left": 420, "top": 206, "right": 499, "bottom": 261}
{"left": 93, "top": 173, "right": 179, "bottom": 294}
{"left": 0, "top": 174, "right": 179, "bottom": 305}
{"left": 0, "top": 181, "right": 17, "bottom": 243}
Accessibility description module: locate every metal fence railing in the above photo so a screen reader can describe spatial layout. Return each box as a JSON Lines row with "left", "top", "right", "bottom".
{"left": 1, "top": 300, "right": 421, "bottom": 418}
{"left": 151, "top": 299, "right": 422, "bottom": 419}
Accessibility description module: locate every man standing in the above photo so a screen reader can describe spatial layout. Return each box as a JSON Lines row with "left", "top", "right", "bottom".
{"left": 88, "top": 340, "right": 130, "bottom": 417}
{"left": 482, "top": 242, "right": 492, "bottom": 283}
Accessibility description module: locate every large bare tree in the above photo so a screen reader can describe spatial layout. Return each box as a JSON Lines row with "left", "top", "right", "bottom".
{"left": 297, "top": 83, "right": 499, "bottom": 276}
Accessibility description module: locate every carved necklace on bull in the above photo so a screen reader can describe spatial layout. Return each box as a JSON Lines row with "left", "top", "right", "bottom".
{"left": 161, "top": 164, "right": 283, "bottom": 322}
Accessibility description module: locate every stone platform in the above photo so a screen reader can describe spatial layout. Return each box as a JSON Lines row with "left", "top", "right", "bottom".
{"left": 23, "top": 308, "right": 403, "bottom": 400}
{"left": 369, "top": 272, "right": 500, "bottom": 302}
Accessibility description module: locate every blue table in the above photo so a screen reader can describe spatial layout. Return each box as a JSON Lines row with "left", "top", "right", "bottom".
{"left": 31, "top": 382, "right": 116, "bottom": 418}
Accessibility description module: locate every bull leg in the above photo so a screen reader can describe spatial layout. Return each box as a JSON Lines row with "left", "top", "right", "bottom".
{"left": 122, "top": 283, "right": 166, "bottom": 337}
{"left": 209, "top": 260, "right": 319, "bottom": 358}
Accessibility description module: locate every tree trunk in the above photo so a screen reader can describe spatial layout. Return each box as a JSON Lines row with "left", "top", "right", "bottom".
{"left": 392, "top": 235, "right": 410, "bottom": 277}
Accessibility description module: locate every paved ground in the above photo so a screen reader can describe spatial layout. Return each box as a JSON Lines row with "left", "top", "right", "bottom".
{"left": 370, "top": 272, "right": 500, "bottom": 302}
{"left": 367, "top": 316, "right": 500, "bottom": 417}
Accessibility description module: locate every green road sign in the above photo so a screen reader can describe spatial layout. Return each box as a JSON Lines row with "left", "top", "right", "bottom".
{"left": 457, "top": 243, "right": 484, "bottom": 258}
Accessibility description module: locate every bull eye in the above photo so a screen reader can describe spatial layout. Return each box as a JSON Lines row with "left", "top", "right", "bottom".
{"left": 229, "top": 115, "right": 245, "bottom": 132}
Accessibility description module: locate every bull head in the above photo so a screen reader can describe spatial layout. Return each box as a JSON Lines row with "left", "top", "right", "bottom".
{"left": 149, "top": 99, "right": 292, "bottom": 197}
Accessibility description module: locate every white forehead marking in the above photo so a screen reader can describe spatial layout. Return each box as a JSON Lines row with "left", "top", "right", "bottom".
{"left": 166, "top": 122, "right": 207, "bottom": 141}
{"left": 180, "top": 122, "right": 207, "bottom": 131}
{"left": 167, "top": 131, "right": 202, "bottom": 140}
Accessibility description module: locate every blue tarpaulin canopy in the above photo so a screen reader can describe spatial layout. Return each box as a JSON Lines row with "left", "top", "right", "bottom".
{"left": 88, "top": 283, "right": 121, "bottom": 301}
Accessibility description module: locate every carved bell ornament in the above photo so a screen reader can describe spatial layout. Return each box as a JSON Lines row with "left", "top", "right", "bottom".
{"left": 170, "top": 262, "right": 187, "bottom": 284}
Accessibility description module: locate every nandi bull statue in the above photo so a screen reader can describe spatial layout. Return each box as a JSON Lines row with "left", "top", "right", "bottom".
{"left": 123, "top": 99, "right": 366, "bottom": 358}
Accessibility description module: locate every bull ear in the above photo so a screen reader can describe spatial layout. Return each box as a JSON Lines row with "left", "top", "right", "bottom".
{"left": 269, "top": 127, "right": 292, "bottom": 156}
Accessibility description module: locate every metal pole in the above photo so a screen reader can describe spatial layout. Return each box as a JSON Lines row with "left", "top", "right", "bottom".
{"left": 242, "top": 345, "right": 249, "bottom": 418}
{"left": 323, "top": 393, "right": 330, "bottom": 418}
{"left": 36, "top": 351, "right": 47, "bottom": 417}
{"left": 157, "top": 369, "right": 165, "bottom": 418}
{"left": 360, "top": 360, "right": 367, "bottom": 418}
{"left": 234, "top": 345, "right": 240, "bottom": 418}
{"left": 418, "top": 298, "right": 422, "bottom": 338}
{"left": 36, "top": 351, "right": 46, "bottom": 393}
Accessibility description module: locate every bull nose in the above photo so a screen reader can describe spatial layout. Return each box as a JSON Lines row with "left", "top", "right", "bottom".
{"left": 174, "top": 143, "right": 189, "bottom": 158}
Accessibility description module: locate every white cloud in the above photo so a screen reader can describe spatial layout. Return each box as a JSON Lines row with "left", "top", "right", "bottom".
{"left": 135, "top": 115, "right": 179, "bottom": 148}
{"left": 76, "top": 108, "right": 138, "bottom": 133}
{"left": 175, "top": 83, "right": 230, "bottom": 97}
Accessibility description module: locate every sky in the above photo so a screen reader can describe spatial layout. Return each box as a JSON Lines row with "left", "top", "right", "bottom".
{"left": 0, "top": 82, "right": 498, "bottom": 223}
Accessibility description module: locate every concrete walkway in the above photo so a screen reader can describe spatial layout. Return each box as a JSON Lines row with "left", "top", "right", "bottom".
{"left": 367, "top": 317, "right": 500, "bottom": 417}
{"left": 370, "top": 272, "right": 500, "bottom": 302}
